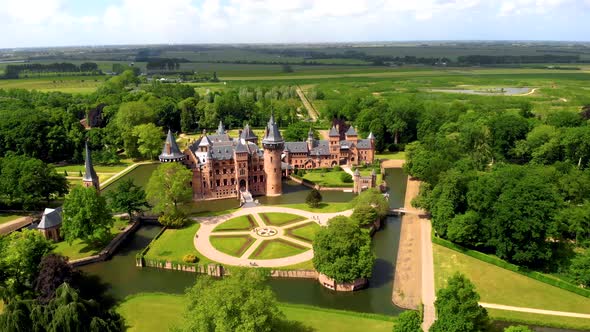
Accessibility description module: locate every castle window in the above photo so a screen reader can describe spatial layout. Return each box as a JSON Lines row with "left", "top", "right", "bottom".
{"left": 216, "top": 180, "right": 220, "bottom": 187}
{"left": 270, "top": 157, "right": 273, "bottom": 163}
{"left": 223, "top": 179, "right": 227, "bottom": 186}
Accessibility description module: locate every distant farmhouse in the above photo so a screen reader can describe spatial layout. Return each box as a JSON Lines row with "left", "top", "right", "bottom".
{"left": 160, "top": 115, "right": 376, "bottom": 202}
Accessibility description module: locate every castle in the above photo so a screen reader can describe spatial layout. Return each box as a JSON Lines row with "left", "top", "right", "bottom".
{"left": 159, "top": 115, "right": 375, "bottom": 201}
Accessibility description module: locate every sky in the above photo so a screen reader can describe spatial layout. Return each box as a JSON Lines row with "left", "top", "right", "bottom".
{"left": 0, "top": 0, "right": 589, "bottom": 48}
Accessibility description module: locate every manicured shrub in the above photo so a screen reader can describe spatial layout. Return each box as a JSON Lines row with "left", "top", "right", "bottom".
{"left": 333, "top": 165, "right": 342, "bottom": 172}
{"left": 340, "top": 173, "right": 353, "bottom": 183}
{"left": 183, "top": 254, "right": 198, "bottom": 263}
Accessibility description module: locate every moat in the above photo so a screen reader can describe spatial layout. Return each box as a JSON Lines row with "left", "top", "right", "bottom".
{"left": 80, "top": 167, "right": 407, "bottom": 315}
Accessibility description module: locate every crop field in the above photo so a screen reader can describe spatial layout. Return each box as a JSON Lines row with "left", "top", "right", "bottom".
{"left": 0, "top": 75, "right": 106, "bottom": 93}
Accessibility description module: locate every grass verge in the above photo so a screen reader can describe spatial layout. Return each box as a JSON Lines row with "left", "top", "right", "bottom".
{"left": 144, "top": 221, "right": 211, "bottom": 265}
{"left": 279, "top": 202, "right": 351, "bottom": 213}
{"left": 116, "top": 293, "right": 395, "bottom": 332}
{"left": 433, "top": 243, "right": 590, "bottom": 314}
{"left": 286, "top": 222, "right": 321, "bottom": 242}
{"left": 213, "top": 214, "right": 254, "bottom": 232}
{"left": 53, "top": 218, "right": 128, "bottom": 260}
{"left": 250, "top": 239, "right": 308, "bottom": 260}
{"left": 210, "top": 235, "right": 255, "bottom": 257}
{"left": 260, "top": 212, "right": 305, "bottom": 226}
{"left": 487, "top": 309, "right": 590, "bottom": 331}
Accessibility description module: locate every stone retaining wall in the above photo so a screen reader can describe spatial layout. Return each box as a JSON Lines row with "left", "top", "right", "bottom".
{"left": 69, "top": 220, "right": 140, "bottom": 267}
{"left": 318, "top": 273, "right": 368, "bottom": 292}
{"left": 288, "top": 175, "right": 352, "bottom": 192}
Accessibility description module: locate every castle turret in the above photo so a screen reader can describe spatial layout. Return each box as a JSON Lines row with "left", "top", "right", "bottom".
{"left": 82, "top": 142, "right": 100, "bottom": 191}
{"left": 329, "top": 125, "right": 339, "bottom": 154}
{"left": 240, "top": 123, "right": 258, "bottom": 145}
{"left": 345, "top": 126, "right": 358, "bottom": 144}
{"left": 262, "top": 113, "right": 284, "bottom": 196}
{"left": 216, "top": 121, "right": 226, "bottom": 135}
{"left": 159, "top": 130, "right": 186, "bottom": 162}
{"left": 306, "top": 127, "right": 315, "bottom": 150}
{"left": 368, "top": 131, "right": 375, "bottom": 147}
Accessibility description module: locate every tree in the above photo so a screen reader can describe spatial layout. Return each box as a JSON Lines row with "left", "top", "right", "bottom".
{"left": 283, "top": 122, "right": 318, "bottom": 141}
{"left": 146, "top": 163, "right": 192, "bottom": 226}
{"left": 0, "top": 155, "right": 68, "bottom": 209}
{"left": 305, "top": 189, "right": 322, "bottom": 208}
{"left": 132, "top": 123, "right": 163, "bottom": 160}
{"left": 0, "top": 229, "right": 54, "bottom": 301}
{"left": 351, "top": 204, "right": 379, "bottom": 227}
{"left": 313, "top": 216, "right": 375, "bottom": 283}
{"left": 395, "top": 310, "right": 422, "bottom": 332}
{"left": 569, "top": 251, "right": 590, "bottom": 287}
{"left": 35, "top": 254, "right": 77, "bottom": 304}
{"left": 106, "top": 178, "right": 149, "bottom": 218}
{"left": 114, "top": 101, "right": 156, "bottom": 157}
{"left": 178, "top": 269, "right": 286, "bottom": 332}
{"left": 353, "top": 188, "right": 389, "bottom": 219}
{"left": 430, "top": 273, "right": 489, "bottom": 332}
{"left": 61, "top": 186, "right": 114, "bottom": 245}
{"left": 0, "top": 283, "right": 124, "bottom": 332}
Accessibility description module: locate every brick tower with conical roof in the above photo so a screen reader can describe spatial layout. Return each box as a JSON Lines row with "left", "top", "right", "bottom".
{"left": 262, "top": 113, "right": 284, "bottom": 196}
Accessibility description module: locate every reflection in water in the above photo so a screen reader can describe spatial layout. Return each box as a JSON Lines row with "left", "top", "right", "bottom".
{"left": 81, "top": 168, "right": 408, "bottom": 315}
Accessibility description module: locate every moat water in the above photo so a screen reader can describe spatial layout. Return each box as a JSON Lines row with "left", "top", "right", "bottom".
{"left": 82, "top": 166, "right": 576, "bottom": 331}
{"left": 82, "top": 167, "right": 407, "bottom": 315}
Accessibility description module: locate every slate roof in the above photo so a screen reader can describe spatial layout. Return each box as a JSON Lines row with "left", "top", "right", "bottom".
{"left": 82, "top": 142, "right": 98, "bottom": 183}
{"left": 284, "top": 142, "right": 308, "bottom": 153}
{"left": 235, "top": 141, "right": 248, "bottom": 153}
{"left": 310, "top": 140, "right": 330, "bottom": 156}
{"left": 38, "top": 207, "right": 62, "bottom": 230}
{"left": 159, "top": 130, "right": 185, "bottom": 161}
{"left": 356, "top": 139, "right": 372, "bottom": 149}
{"left": 262, "top": 114, "right": 284, "bottom": 145}
{"left": 207, "top": 134, "right": 231, "bottom": 143}
{"left": 328, "top": 126, "right": 339, "bottom": 137}
{"left": 240, "top": 124, "right": 258, "bottom": 140}
{"left": 340, "top": 140, "right": 354, "bottom": 149}
{"left": 345, "top": 126, "right": 358, "bottom": 136}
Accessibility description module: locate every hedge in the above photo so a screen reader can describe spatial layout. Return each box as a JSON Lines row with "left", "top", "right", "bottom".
{"left": 432, "top": 236, "right": 590, "bottom": 298}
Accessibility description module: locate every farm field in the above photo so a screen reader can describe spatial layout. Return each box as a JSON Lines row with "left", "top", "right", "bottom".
{"left": 0, "top": 75, "right": 106, "bottom": 93}
{"left": 116, "top": 293, "right": 395, "bottom": 332}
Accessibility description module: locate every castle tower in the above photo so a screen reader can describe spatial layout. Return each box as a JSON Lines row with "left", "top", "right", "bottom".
{"left": 329, "top": 125, "right": 339, "bottom": 154}
{"left": 216, "top": 120, "right": 226, "bottom": 135}
{"left": 262, "top": 113, "right": 284, "bottom": 196}
{"left": 306, "top": 127, "right": 315, "bottom": 150}
{"left": 82, "top": 142, "right": 100, "bottom": 191}
{"left": 345, "top": 126, "right": 358, "bottom": 144}
{"left": 234, "top": 140, "right": 249, "bottom": 193}
{"left": 159, "top": 130, "right": 186, "bottom": 163}
{"left": 240, "top": 124, "right": 258, "bottom": 145}
{"left": 353, "top": 168, "right": 361, "bottom": 194}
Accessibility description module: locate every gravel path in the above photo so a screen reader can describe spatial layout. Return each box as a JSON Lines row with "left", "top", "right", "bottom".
{"left": 193, "top": 205, "right": 352, "bottom": 267}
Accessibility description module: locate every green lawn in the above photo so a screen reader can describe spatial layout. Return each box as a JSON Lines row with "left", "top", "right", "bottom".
{"left": 53, "top": 162, "right": 132, "bottom": 173}
{"left": 53, "top": 218, "right": 128, "bottom": 260}
{"left": 275, "top": 260, "right": 315, "bottom": 270}
{"left": 487, "top": 308, "right": 590, "bottom": 331}
{"left": 145, "top": 221, "right": 211, "bottom": 265}
{"left": 0, "top": 213, "right": 27, "bottom": 225}
{"left": 376, "top": 151, "right": 406, "bottom": 160}
{"left": 433, "top": 243, "right": 590, "bottom": 315}
{"left": 116, "top": 293, "right": 395, "bottom": 332}
{"left": 259, "top": 212, "right": 305, "bottom": 226}
{"left": 280, "top": 202, "right": 352, "bottom": 213}
{"left": 213, "top": 214, "right": 254, "bottom": 232}
{"left": 251, "top": 239, "right": 308, "bottom": 260}
{"left": 302, "top": 170, "right": 354, "bottom": 188}
{"left": 286, "top": 222, "right": 321, "bottom": 242}
{"left": 210, "top": 235, "right": 255, "bottom": 257}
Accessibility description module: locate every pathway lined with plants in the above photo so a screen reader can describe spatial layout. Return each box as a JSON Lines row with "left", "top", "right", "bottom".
{"left": 193, "top": 205, "right": 352, "bottom": 267}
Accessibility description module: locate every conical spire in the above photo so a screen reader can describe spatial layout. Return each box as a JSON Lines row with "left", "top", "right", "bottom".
{"left": 262, "top": 112, "right": 284, "bottom": 146}
{"left": 82, "top": 142, "right": 98, "bottom": 183}
{"left": 159, "top": 129, "right": 185, "bottom": 162}
{"left": 328, "top": 125, "right": 339, "bottom": 137}
{"left": 216, "top": 120, "right": 226, "bottom": 135}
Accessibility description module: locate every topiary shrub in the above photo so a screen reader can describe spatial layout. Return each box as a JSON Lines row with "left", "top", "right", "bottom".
{"left": 340, "top": 173, "right": 353, "bottom": 183}
{"left": 333, "top": 165, "right": 342, "bottom": 172}
{"left": 183, "top": 254, "right": 198, "bottom": 263}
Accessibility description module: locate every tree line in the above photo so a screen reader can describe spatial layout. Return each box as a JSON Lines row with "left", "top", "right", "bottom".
{"left": 2, "top": 62, "right": 100, "bottom": 78}
{"left": 401, "top": 100, "right": 590, "bottom": 285}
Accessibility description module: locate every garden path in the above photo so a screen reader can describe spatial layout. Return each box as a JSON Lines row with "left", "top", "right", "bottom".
{"left": 480, "top": 303, "right": 590, "bottom": 319}
{"left": 192, "top": 205, "right": 352, "bottom": 267}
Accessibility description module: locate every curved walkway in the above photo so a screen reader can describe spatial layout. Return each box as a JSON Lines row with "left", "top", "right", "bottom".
{"left": 480, "top": 303, "right": 590, "bottom": 319}
{"left": 192, "top": 206, "right": 352, "bottom": 268}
